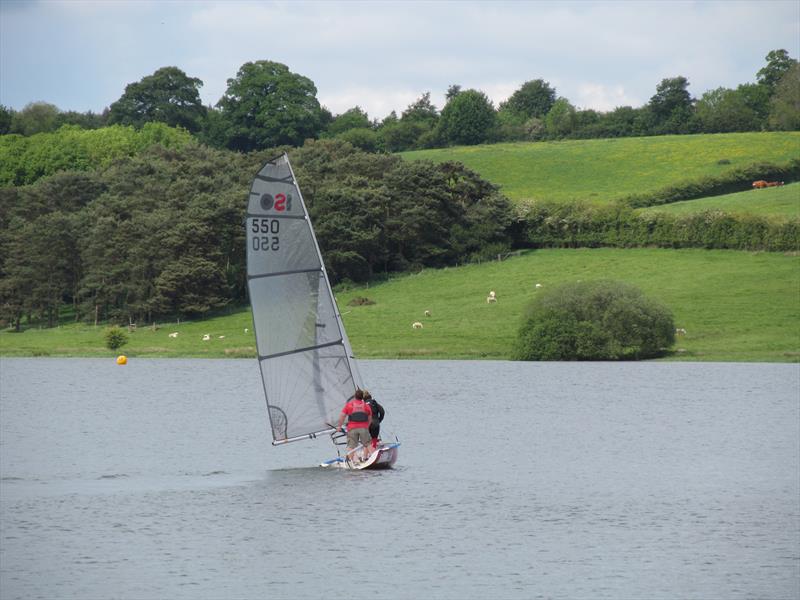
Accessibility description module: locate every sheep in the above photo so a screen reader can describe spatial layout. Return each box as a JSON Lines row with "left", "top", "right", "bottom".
{"left": 202, "top": 334, "right": 211, "bottom": 341}
{"left": 424, "top": 310, "right": 431, "bottom": 317}
{"left": 218, "top": 335, "right": 225, "bottom": 339}
{"left": 244, "top": 328, "right": 249, "bottom": 333}
{"left": 168, "top": 332, "right": 179, "bottom": 338}
{"left": 412, "top": 322, "right": 423, "bottom": 329}
{"left": 535, "top": 283, "right": 543, "bottom": 288}
{"left": 675, "top": 328, "right": 687, "bottom": 335}
{"left": 487, "top": 290, "right": 497, "bottom": 303}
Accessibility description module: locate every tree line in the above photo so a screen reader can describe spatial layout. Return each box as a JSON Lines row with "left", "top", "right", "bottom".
{"left": 0, "top": 140, "right": 514, "bottom": 330}
{"left": 1, "top": 50, "right": 797, "bottom": 154}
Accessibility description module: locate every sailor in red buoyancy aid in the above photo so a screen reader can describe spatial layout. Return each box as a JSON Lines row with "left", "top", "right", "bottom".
{"left": 335, "top": 389, "right": 373, "bottom": 461}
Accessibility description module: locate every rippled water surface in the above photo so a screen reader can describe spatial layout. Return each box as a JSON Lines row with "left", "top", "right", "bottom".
{"left": 1, "top": 358, "right": 798, "bottom": 599}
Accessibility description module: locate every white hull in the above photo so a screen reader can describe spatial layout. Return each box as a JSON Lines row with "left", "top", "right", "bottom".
{"left": 320, "top": 442, "right": 400, "bottom": 470}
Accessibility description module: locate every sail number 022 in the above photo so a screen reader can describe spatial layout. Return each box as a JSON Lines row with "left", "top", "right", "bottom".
{"left": 251, "top": 218, "right": 280, "bottom": 251}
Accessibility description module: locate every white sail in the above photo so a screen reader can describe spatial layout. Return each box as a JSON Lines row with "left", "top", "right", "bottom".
{"left": 246, "top": 154, "right": 362, "bottom": 444}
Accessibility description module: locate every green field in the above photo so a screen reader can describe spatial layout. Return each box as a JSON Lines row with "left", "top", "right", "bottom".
{"left": 2, "top": 248, "right": 798, "bottom": 362}
{"left": 402, "top": 132, "right": 800, "bottom": 204}
{"left": 640, "top": 181, "right": 800, "bottom": 218}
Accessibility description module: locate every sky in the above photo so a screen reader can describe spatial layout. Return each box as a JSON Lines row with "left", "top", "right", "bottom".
{"left": 1, "top": 0, "right": 798, "bottom": 120}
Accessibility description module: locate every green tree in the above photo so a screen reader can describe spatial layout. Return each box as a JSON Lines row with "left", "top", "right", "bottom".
{"left": 736, "top": 82, "right": 771, "bottom": 125}
{"left": 494, "top": 108, "right": 529, "bottom": 142}
{"left": 696, "top": 87, "right": 762, "bottom": 132}
{"left": 572, "top": 109, "right": 601, "bottom": 137}
{"left": 439, "top": 89, "right": 496, "bottom": 145}
{"left": 197, "top": 107, "right": 229, "bottom": 148}
{"left": 310, "top": 182, "right": 388, "bottom": 281}
{"left": 0, "top": 217, "right": 36, "bottom": 331}
{"left": 10, "top": 102, "right": 60, "bottom": 136}
{"left": 325, "top": 106, "right": 371, "bottom": 136}
{"left": 216, "top": 60, "right": 323, "bottom": 151}
{"left": 502, "top": 79, "right": 557, "bottom": 119}
{"left": 379, "top": 119, "right": 428, "bottom": 151}
{"left": 151, "top": 256, "right": 229, "bottom": 317}
{"left": 544, "top": 98, "right": 577, "bottom": 137}
{"left": 648, "top": 76, "right": 697, "bottom": 134}
{"left": 56, "top": 110, "right": 106, "bottom": 130}
{"left": 599, "top": 106, "right": 642, "bottom": 137}
{"left": 445, "top": 85, "right": 462, "bottom": 101}
{"left": 1, "top": 212, "right": 80, "bottom": 328}
{"left": 108, "top": 66, "right": 207, "bottom": 132}
{"left": 380, "top": 92, "right": 441, "bottom": 150}
{"left": 336, "top": 127, "right": 379, "bottom": 152}
{"left": 757, "top": 49, "right": 798, "bottom": 92}
{"left": 0, "top": 105, "right": 13, "bottom": 134}
{"left": 402, "top": 92, "right": 439, "bottom": 126}
{"left": 768, "top": 63, "right": 800, "bottom": 130}
{"left": 104, "top": 326, "right": 129, "bottom": 351}
{"left": 514, "top": 280, "right": 675, "bottom": 361}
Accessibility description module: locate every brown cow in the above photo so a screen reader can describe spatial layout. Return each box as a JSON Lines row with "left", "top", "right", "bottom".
{"left": 752, "top": 180, "right": 768, "bottom": 189}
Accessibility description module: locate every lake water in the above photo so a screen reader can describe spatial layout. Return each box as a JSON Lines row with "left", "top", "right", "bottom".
{"left": 1, "top": 358, "right": 798, "bottom": 599}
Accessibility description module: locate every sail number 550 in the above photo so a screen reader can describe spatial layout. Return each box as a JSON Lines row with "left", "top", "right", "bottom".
{"left": 251, "top": 218, "right": 280, "bottom": 251}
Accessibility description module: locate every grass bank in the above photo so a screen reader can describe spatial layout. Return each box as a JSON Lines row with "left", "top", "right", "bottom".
{"left": 639, "top": 182, "right": 800, "bottom": 219}
{"left": 2, "top": 248, "right": 797, "bottom": 362}
{"left": 401, "top": 132, "right": 800, "bottom": 205}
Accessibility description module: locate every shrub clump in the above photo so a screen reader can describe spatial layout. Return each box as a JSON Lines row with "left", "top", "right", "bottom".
{"left": 514, "top": 280, "right": 675, "bottom": 361}
{"left": 104, "top": 326, "right": 129, "bottom": 351}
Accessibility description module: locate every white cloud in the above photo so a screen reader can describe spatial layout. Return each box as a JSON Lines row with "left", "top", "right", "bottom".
{"left": 1, "top": 0, "right": 798, "bottom": 118}
{"left": 319, "top": 86, "right": 421, "bottom": 120}
{"left": 572, "top": 83, "right": 641, "bottom": 112}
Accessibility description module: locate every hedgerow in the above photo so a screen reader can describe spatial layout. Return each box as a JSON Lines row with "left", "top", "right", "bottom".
{"left": 621, "top": 159, "right": 800, "bottom": 208}
{"left": 515, "top": 201, "right": 799, "bottom": 252}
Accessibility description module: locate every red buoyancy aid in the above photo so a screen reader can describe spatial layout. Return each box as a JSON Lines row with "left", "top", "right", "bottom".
{"left": 346, "top": 398, "right": 371, "bottom": 428}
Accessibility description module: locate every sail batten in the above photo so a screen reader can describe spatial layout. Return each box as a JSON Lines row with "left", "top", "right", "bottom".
{"left": 245, "top": 210, "right": 308, "bottom": 220}
{"left": 258, "top": 339, "right": 344, "bottom": 361}
{"left": 247, "top": 267, "right": 322, "bottom": 281}
{"left": 246, "top": 154, "right": 361, "bottom": 444}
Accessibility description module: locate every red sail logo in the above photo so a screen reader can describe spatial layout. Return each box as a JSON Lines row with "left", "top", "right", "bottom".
{"left": 259, "top": 193, "right": 293, "bottom": 212}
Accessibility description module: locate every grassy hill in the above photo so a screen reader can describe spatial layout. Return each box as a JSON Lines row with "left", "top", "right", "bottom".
{"left": 401, "top": 132, "right": 800, "bottom": 205}
{"left": 2, "top": 248, "right": 797, "bottom": 362}
{"left": 639, "top": 181, "right": 800, "bottom": 219}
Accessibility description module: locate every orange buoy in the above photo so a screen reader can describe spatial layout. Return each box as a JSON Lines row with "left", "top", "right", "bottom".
{"left": 116, "top": 355, "right": 127, "bottom": 365}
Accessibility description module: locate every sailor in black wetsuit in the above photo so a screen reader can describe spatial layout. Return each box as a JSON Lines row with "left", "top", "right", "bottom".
{"left": 364, "top": 391, "right": 385, "bottom": 450}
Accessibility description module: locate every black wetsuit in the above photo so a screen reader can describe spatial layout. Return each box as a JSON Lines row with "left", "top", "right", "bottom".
{"left": 367, "top": 398, "right": 385, "bottom": 439}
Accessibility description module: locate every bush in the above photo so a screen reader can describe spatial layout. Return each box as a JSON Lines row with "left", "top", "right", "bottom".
{"left": 104, "top": 326, "right": 129, "bottom": 351}
{"left": 514, "top": 280, "right": 675, "bottom": 361}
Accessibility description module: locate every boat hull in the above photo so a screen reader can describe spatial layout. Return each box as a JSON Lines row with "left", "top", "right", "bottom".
{"left": 321, "top": 442, "right": 400, "bottom": 470}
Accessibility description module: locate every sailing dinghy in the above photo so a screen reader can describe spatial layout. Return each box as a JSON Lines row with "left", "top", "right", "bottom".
{"left": 246, "top": 153, "right": 399, "bottom": 470}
